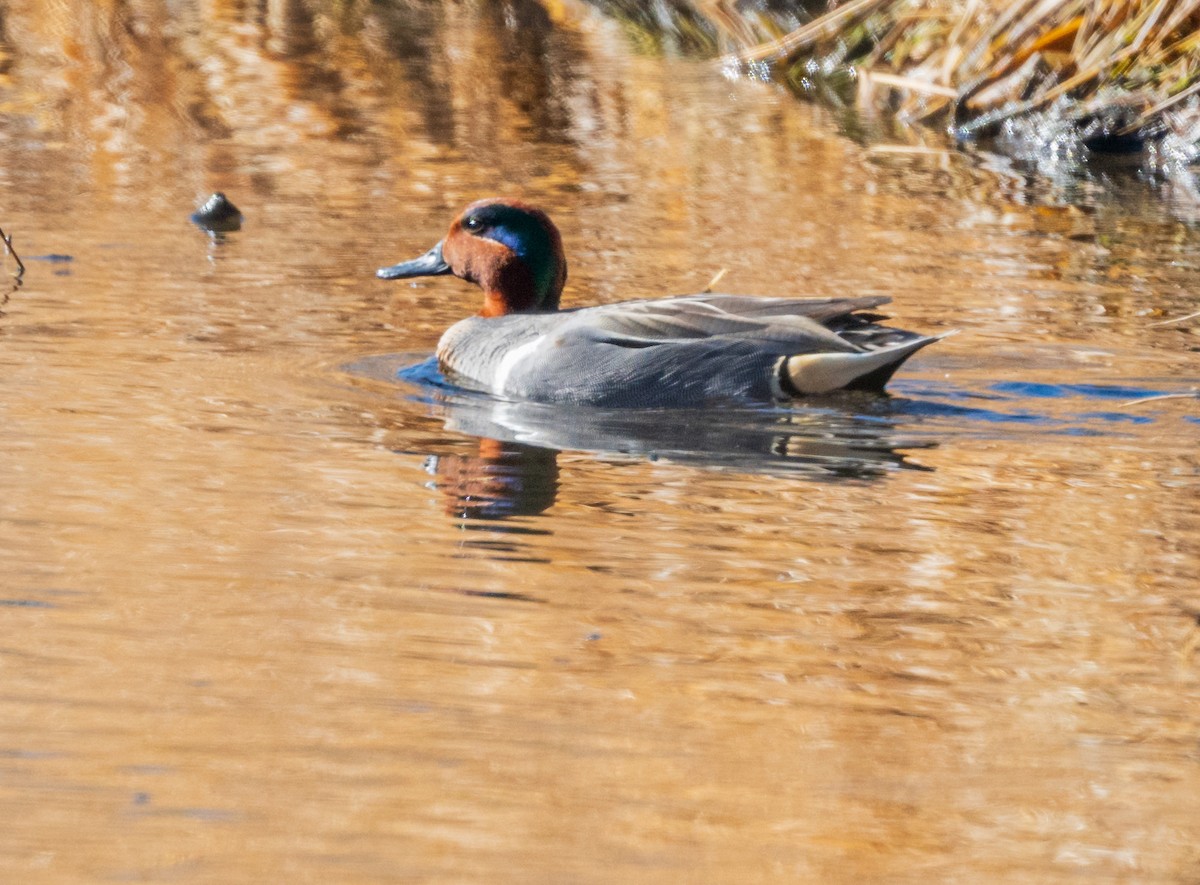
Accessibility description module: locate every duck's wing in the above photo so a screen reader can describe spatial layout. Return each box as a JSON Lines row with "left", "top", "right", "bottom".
{"left": 657, "top": 293, "right": 892, "bottom": 323}
{"left": 615, "top": 293, "right": 932, "bottom": 351}
{"left": 565, "top": 294, "right": 874, "bottom": 353}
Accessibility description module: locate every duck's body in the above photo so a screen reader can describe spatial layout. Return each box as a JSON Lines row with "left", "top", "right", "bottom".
{"left": 379, "top": 200, "right": 946, "bottom": 408}
{"left": 434, "top": 293, "right": 936, "bottom": 408}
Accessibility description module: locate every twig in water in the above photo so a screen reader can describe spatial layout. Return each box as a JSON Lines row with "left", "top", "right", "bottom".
{"left": 1149, "top": 309, "right": 1200, "bottom": 327}
{"left": 0, "top": 225, "right": 25, "bottom": 307}
{"left": 1121, "top": 390, "right": 1199, "bottom": 406}
{"left": 702, "top": 268, "right": 729, "bottom": 293}
{"left": 1122, "top": 79, "right": 1200, "bottom": 134}
{"left": 868, "top": 144, "right": 953, "bottom": 156}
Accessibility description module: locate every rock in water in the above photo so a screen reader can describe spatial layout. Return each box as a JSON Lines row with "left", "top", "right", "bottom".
{"left": 190, "top": 193, "right": 243, "bottom": 232}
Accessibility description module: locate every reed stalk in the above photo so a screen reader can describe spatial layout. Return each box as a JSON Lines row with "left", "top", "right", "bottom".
{"left": 782, "top": 1, "right": 1196, "bottom": 144}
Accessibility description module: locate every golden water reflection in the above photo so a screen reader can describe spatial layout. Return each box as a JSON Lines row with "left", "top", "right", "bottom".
{"left": 0, "top": 1, "right": 1198, "bottom": 882}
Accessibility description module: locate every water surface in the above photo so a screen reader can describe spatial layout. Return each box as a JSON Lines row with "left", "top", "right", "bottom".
{"left": 1, "top": 2, "right": 1198, "bottom": 882}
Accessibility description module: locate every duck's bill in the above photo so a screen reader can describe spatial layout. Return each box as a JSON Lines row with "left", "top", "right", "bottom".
{"left": 377, "top": 241, "right": 452, "bottom": 280}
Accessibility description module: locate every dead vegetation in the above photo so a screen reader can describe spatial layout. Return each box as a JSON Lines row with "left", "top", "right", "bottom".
{"left": 742, "top": 0, "right": 1200, "bottom": 140}
{"left": 596, "top": 0, "right": 1200, "bottom": 169}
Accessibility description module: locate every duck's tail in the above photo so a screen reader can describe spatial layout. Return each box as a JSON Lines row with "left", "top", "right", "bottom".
{"left": 778, "top": 331, "right": 956, "bottom": 396}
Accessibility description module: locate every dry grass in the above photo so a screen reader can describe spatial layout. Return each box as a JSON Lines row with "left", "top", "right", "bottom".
{"left": 595, "top": 0, "right": 1200, "bottom": 158}
{"left": 732, "top": 0, "right": 1200, "bottom": 140}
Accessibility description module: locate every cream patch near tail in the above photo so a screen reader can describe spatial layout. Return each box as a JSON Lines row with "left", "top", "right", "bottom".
{"left": 778, "top": 331, "right": 956, "bottom": 396}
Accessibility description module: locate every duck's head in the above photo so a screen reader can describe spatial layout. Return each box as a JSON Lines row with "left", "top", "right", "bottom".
{"left": 377, "top": 199, "right": 567, "bottom": 316}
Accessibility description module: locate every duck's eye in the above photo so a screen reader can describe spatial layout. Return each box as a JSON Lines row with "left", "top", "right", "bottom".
{"left": 463, "top": 216, "right": 483, "bottom": 232}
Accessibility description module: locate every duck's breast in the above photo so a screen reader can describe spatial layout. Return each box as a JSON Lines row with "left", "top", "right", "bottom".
{"left": 436, "top": 313, "right": 568, "bottom": 397}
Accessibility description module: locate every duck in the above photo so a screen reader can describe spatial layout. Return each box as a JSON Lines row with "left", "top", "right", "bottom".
{"left": 377, "top": 199, "right": 948, "bottom": 409}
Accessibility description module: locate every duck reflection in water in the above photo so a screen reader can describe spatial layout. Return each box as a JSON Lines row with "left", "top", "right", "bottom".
{"left": 392, "top": 356, "right": 934, "bottom": 522}
{"left": 425, "top": 437, "right": 559, "bottom": 521}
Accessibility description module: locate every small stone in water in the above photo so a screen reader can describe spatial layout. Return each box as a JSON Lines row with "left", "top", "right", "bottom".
{"left": 190, "top": 192, "right": 243, "bottom": 232}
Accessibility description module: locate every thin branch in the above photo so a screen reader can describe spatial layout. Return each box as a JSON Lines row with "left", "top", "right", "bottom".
{"left": 702, "top": 268, "right": 729, "bottom": 293}
{"left": 0, "top": 227, "right": 25, "bottom": 279}
{"left": 867, "top": 144, "right": 953, "bottom": 155}
{"left": 0, "top": 225, "right": 25, "bottom": 307}
{"left": 860, "top": 70, "right": 959, "bottom": 98}
{"left": 1149, "top": 309, "right": 1200, "bottom": 326}
{"left": 733, "top": 0, "right": 888, "bottom": 63}
{"left": 1122, "top": 79, "right": 1200, "bottom": 134}
{"left": 1121, "top": 390, "right": 1200, "bottom": 406}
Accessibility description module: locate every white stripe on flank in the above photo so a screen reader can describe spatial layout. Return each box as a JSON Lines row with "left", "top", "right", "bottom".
{"left": 492, "top": 335, "right": 545, "bottom": 395}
